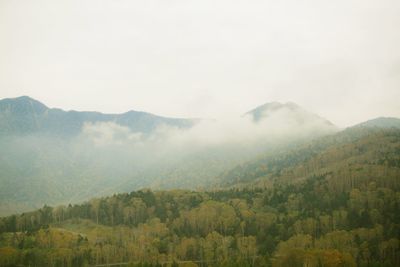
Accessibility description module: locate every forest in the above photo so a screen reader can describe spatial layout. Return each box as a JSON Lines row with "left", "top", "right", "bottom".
{"left": 2, "top": 0, "right": 400, "bottom": 265}
{"left": 0, "top": 128, "right": 399, "bottom": 267}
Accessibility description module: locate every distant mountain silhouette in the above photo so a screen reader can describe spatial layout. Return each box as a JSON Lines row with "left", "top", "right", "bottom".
{"left": 244, "top": 101, "right": 336, "bottom": 128}
{"left": 0, "top": 96, "right": 197, "bottom": 136}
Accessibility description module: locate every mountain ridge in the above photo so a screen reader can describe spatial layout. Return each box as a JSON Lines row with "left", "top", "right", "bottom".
{"left": 0, "top": 96, "right": 198, "bottom": 136}
{"left": 349, "top": 116, "right": 400, "bottom": 129}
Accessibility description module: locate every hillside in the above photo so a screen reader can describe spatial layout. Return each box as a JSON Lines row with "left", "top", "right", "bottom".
{"left": 0, "top": 128, "right": 399, "bottom": 266}
{"left": 218, "top": 127, "right": 400, "bottom": 189}
{"left": 351, "top": 117, "right": 400, "bottom": 129}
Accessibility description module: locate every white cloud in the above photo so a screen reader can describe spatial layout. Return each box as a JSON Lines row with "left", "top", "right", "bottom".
{"left": 82, "top": 122, "right": 142, "bottom": 146}
{"left": 80, "top": 107, "right": 336, "bottom": 154}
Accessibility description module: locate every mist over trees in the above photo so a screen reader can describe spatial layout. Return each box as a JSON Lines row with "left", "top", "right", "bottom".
{"left": 0, "top": 127, "right": 399, "bottom": 267}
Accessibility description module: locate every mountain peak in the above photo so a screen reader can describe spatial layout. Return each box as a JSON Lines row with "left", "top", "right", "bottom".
{"left": 245, "top": 101, "right": 336, "bottom": 129}
{"left": 245, "top": 101, "right": 304, "bottom": 121}
{"left": 0, "top": 96, "right": 48, "bottom": 114}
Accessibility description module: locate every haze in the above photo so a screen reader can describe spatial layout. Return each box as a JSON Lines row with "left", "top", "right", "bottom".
{"left": 1, "top": 0, "right": 400, "bottom": 127}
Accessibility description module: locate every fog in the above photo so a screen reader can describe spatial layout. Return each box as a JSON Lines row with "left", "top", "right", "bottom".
{"left": 81, "top": 107, "right": 335, "bottom": 149}
{"left": 74, "top": 107, "right": 335, "bottom": 193}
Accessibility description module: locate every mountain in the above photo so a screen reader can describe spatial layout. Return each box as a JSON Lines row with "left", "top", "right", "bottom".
{"left": 0, "top": 96, "right": 199, "bottom": 215}
{"left": 0, "top": 98, "right": 399, "bottom": 266}
{"left": 350, "top": 117, "right": 400, "bottom": 129}
{"left": 245, "top": 101, "right": 336, "bottom": 127}
{"left": 0, "top": 97, "right": 374, "bottom": 218}
{"left": 0, "top": 97, "right": 337, "bottom": 137}
{"left": 0, "top": 96, "right": 197, "bottom": 136}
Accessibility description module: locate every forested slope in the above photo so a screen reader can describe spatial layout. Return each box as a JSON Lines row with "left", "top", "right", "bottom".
{"left": 219, "top": 128, "right": 400, "bottom": 190}
{"left": 0, "top": 128, "right": 399, "bottom": 266}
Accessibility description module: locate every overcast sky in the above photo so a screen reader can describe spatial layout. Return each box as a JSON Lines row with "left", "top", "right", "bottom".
{"left": 0, "top": 0, "right": 399, "bottom": 127}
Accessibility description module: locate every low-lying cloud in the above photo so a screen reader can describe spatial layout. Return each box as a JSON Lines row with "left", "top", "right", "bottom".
{"left": 80, "top": 106, "right": 337, "bottom": 152}
{"left": 0, "top": 107, "right": 338, "bottom": 215}
{"left": 82, "top": 122, "right": 142, "bottom": 146}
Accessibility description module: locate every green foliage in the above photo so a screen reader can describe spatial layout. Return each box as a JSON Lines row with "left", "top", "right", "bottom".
{"left": 0, "top": 129, "right": 399, "bottom": 266}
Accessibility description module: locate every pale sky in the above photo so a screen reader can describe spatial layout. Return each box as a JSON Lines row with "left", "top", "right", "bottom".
{"left": 0, "top": 0, "right": 399, "bottom": 127}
